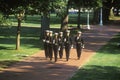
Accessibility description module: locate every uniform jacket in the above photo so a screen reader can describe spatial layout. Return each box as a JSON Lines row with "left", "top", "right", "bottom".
{"left": 75, "top": 36, "right": 84, "bottom": 47}
{"left": 64, "top": 36, "right": 72, "bottom": 47}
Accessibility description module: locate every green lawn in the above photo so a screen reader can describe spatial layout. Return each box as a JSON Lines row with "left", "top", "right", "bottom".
{"left": 70, "top": 33, "right": 120, "bottom": 80}
{"left": 0, "top": 27, "right": 42, "bottom": 69}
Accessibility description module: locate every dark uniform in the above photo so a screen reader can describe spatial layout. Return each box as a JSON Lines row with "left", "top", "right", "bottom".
{"left": 43, "top": 30, "right": 49, "bottom": 58}
{"left": 49, "top": 31, "right": 53, "bottom": 61}
{"left": 75, "top": 31, "right": 84, "bottom": 60}
{"left": 64, "top": 30, "right": 72, "bottom": 61}
{"left": 53, "top": 33, "right": 59, "bottom": 62}
{"left": 58, "top": 32, "right": 64, "bottom": 59}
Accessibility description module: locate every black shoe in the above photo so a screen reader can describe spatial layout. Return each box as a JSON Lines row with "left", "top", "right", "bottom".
{"left": 50, "top": 58, "right": 52, "bottom": 61}
{"left": 66, "top": 59, "right": 69, "bottom": 61}
{"left": 55, "top": 60, "right": 57, "bottom": 62}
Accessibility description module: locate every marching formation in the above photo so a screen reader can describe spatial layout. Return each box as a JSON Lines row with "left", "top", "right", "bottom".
{"left": 43, "top": 30, "right": 84, "bottom": 62}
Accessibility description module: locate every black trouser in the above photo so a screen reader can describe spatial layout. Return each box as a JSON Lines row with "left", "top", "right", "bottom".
{"left": 49, "top": 44, "right": 53, "bottom": 60}
{"left": 53, "top": 45, "right": 59, "bottom": 62}
{"left": 44, "top": 43, "right": 49, "bottom": 58}
{"left": 76, "top": 44, "right": 82, "bottom": 59}
{"left": 59, "top": 44, "right": 64, "bottom": 59}
{"left": 65, "top": 44, "right": 71, "bottom": 61}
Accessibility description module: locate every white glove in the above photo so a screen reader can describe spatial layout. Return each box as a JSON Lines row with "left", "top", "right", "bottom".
{"left": 53, "top": 40, "right": 55, "bottom": 44}
{"left": 46, "top": 40, "right": 49, "bottom": 43}
{"left": 43, "top": 39, "right": 45, "bottom": 42}
{"left": 64, "top": 39, "right": 66, "bottom": 42}
{"left": 58, "top": 47, "right": 60, "bottom": 51}
{"left": 82, "top": 45, "right": 85, "bottom": 48}
{"left": 71, "top": 45, "right": 73, "bottom": 48}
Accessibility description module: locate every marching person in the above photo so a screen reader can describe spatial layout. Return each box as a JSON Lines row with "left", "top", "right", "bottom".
{"left": 49, "top": 31, "right": 53, "bottom": 61}
{"left": 58, "top": 32, "right": 64, "bottom": 59}
{"left": 75, "top": 31, "right": 84, "bottom": 60}
{"left": 43, "top": 30, "right": 50, "bottom": 58}
{"left": 64, "top": 30, "right": 73, "bottom": 61}
{"left": 53, "top": 33, "right": 59, "bottom": 62}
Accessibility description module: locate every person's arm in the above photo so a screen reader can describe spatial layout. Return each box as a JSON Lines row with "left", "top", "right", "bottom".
{"left": 70, "top": 36, "right": 74, "bottom": 48}
{"left": 81, "top": 38, "right": 85, "bottom": 48}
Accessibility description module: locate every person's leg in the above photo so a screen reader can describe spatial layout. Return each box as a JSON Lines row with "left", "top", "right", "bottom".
{"left": 59, "top": 46, "right": 63, "bottom": 59}
{"left": 77, "top": 46, "right": 82, "bottom": 60}
{"left": 49, "top": 47, "right": 53, "bottom": 60}
{"left": 65, "top": 47, "right": 70, "bottom": 61}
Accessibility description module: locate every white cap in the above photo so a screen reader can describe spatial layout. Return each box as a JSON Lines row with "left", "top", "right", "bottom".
{"left": 54, "top": 33, "right": 58, "bottom": 35}
{"left": 45, "top": 30, "right": 49, "bottom": 33}
{"left": 59, "top": 32, "right": 63, "bottom": 34}
{"left": 77, "top": 31, "right": 82, "bottom": 34}
{"left": 66, "top": 30, "right": 70, "bottom": 33}
{"left": 49, "top": 31, "right": 53, "bottom": 34}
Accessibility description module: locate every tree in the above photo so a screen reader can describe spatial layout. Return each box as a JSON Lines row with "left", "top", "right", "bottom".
{"left": 60, "top": 0, "right": 70, "bottom": 31}
{"left": 15, "top": 7, "right": 25, "bottom": 50}
{"left": 54, "top": 0, "right": 70, "bottom": 31}
{"left": 89, "top": 0, "right": 102, "bottom": 24}
{"left": 0, "top": 0, "right": 28, "bottom": 50}
{"left": 73, "top": 0, "right": 102, "bottom": 28}
{"left": 29, "top": 0, "right": 68, "bottom": 36}
{"left": 0, "top": 12, "right": 11, "bottom": 27}
{"left": 73, "top": 0, "right": 85, "bottom": 29}
{"left": 102, "top": 0, "right": 113, "bottom": 23}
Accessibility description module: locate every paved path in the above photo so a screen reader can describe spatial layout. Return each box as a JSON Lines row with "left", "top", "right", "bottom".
{"left": 0, "top": 25, "right": 119, "bottom": 80}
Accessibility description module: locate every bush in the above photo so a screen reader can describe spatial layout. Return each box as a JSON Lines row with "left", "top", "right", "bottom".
{"left": 0, "top": 12, "right": 12, "bottom": 28}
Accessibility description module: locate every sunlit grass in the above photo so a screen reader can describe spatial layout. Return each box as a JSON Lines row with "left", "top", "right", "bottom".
{"left": 70, "top": 33, "right": 120, "bottom": 80}
{"left": 109, "top": 16, "right": 120, "bottom": 20}
{"left": 0, "top": 26, "right": 42, "bottom": 70}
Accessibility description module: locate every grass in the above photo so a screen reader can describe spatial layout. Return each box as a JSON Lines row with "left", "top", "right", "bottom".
{"left": 70, "top": 33, "right": 120, "bottom": 80}
{"left": 0, "top": 26, "right": 42, "bottom": 70}
{"left": 110, "top": 15, "right": 120, "bottom": 21}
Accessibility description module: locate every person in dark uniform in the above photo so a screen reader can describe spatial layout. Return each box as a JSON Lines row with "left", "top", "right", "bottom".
{"left": 49, "top": 31, "right": 53, "bottom": 61}
{"left": 64, "top": 30, "right": 73, "bottom": 61}
{"left": 43, "top": 30, "right": 50, "bottom": 58}
{"left": 58, "top": 32, "right": 64, "bottom": 59}
{"left": 53, "top": 33, "right": 59, "bottom": 62}
{"left": 75, "top": 31, "right": 84, "bottom": 60}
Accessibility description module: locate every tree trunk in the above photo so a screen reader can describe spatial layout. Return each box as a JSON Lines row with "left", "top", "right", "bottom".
{"left": 102, "top": 0, "right": 113, "bottom": 24}
{"left": 110, "top": 7, "right": 114, "bottom": 17}
{"left": 16, "top": 19, "right": 21, "bottom": 50}
{"left": 92, "top": 8, "right": 99, "bottom": 24}
{"left": 41, "top": 14, "right": 50, "bottom": 38}
{"left": 15, "top": 10, "right": 25, "bottom": 50}
{"left": 103, "top": 7, "right": 111, "bottom": 23}
{"left": 60, "top": 14, "right": 68, "bottom": 31}
{"left": 77, "top": 7, "right": 81, "bottom": 29}
{"left": 60, "top": 0, "right": 69, "bottom": 31}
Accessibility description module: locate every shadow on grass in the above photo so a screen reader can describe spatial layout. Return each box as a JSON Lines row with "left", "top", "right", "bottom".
{"left": 71, "top": 65, "right": 120, "bottom": 80}
{"left": 0, "top": 26, "right": 43, "bottom": 50}
{"left": 98, "top": 33, "right": 120, "bottom": 54}
{"left": 0, "top": 46, "right": 11, "bottom": 50}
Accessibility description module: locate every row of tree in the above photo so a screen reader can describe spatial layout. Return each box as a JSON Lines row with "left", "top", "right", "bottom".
{"left": 0, "top": 0, "right": 119, "bottom": 50}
